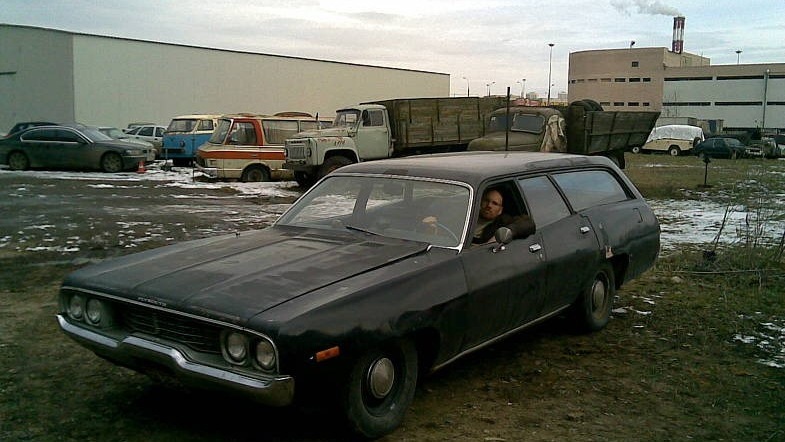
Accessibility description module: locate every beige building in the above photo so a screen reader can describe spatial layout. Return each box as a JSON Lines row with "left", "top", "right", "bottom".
{"left": 568, "top": 47, "right": 785, "bottom": 132}
{"left": 0, "top": 24, "right": 449, "bottom": 132}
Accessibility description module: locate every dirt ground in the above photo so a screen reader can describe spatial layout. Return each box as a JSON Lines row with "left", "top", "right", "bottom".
{"left": 1, "top": 164, "right": 783, "bottom": 441}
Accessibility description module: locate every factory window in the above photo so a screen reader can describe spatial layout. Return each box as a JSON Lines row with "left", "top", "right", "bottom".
{"left": 643, "top": 77, "right": 651, "bottom": 82}
{"left": 717, "top": 75, "right": 765, "bottom": 80}
{"left": 613, "top": 102, "right": 624, "bottom": 106}
{"left": 570, "top": 79, "right": 576, "bottom": 84}
{"left": 627, "top": 102, "right": 639, "bottom": 107}
{"left": 614, "top": 78, "right": 626, "bottom": 82}
{"left": 588, "top": 78, "right": 598, "bottom": 82}
{"left": 642, "top": 102, "right": 650, "bottom": 107}
{"left": 629, "top": 78, "right": 641, "bottom": 82}
{"left": 601, "top": 78, "right": 612, "bottom": 82}
{"left": 576, "top": 79, "right": 585, "bottom": 83}
{"left": 600, "top": 102, "right": 611, "bottom": 106}
{"left": 715, "top": 101, "right": 764, "bottom": 106}
{"left": 631, "top": 61, "right": 639, "bottom": 67}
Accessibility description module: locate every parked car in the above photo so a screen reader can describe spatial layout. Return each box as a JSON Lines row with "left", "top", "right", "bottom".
{"left": 56, "top": 152, "right": 660, "bottom": 438}
{"left": 0, "top": 124, "right": 147, "bottom": 172}
{"left": 98, "top": 126, "right": 156, "bottom": 162}
{"left": 5, "top": 121, "right": 58, "bottom": 137}
{"left": 693, "top": 137, "right": 748, "bottom": 159}
{"left": 637, "top": 124, "right": 704, "bottom": 156}
{"left": 124, "top": 124, "right": 165, "bottom": 153}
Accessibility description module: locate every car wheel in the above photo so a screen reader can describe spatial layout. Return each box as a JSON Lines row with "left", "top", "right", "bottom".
{"left": 294, "top": 171, "right": 315, "bottom": 188}
{"left": 630, "top": 146, "right": 641, "bottom": 154}
{"left": 573, "top": 263, "right": 615, "bottom": 332}
{"left": 101, "top": 152, "right": 124, "bottom": 173}
{"left": 7, "top": 151, "right": 30, "bottom": 170}
{"left": 668, "top": 146, "right": 681, "bottom": 156}
{"left": 341, "top": 339, "right": 418, "bottom": 439}
{"left": 241, "top": 166, "right": 270, "bottom": 182}
{"left": 318, "top": 155, "right": 352, "bottom": 178}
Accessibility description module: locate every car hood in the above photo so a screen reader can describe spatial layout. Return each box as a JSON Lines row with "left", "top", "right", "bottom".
{"left": 62, "top": 226, "right": 429, "bottom": 324}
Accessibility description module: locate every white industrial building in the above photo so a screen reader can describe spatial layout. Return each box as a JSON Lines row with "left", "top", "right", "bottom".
{"left": 0, "top": 24, "right": 449, "bottom": 132}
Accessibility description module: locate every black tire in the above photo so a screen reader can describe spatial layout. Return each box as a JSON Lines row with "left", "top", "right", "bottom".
{"left": 241, "top": 165, "right": 270, "bottom": 182}
{"left": 342, "top": 340, "right": 418, "bottom": 439}
{"left": 573, "top": 263, "right": 615, "bottom": 332}
{"left": 101, "top": 152, "right": 124, "bottom": 173}
{"left": 7, "top": 151, "right": 30, "bottom": 170}
{"left": 630, "top": 146, "right": 641, "bottom": 154}
{"left": 294, "top": 171, "right": 315, "bottom": 188}
{"left": 668, "top": 146, "right": 681, "bottom": 157}
{"left": 318, "top": 155, "right": 352, "bottom": 178}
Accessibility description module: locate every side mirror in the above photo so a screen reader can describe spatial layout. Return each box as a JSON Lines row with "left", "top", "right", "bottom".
{"left": 494, "top": 227, "right": 513, "bottom": 245}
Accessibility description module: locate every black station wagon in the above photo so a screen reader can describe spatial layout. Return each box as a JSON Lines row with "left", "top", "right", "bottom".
{"left": 57, "top": 151, "right": 660, "bottom": 439}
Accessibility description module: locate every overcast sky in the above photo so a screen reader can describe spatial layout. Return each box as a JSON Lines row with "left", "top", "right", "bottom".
{"left": 2, "top": 0, "right": 783, "bottom": 97}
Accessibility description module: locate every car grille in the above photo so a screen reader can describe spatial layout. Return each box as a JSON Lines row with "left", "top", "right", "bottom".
{"left": 119, "top": 304, "right": 222, "bottom": 354}
{"left": 286, "top": 140, "right": 307, "bottom": 159}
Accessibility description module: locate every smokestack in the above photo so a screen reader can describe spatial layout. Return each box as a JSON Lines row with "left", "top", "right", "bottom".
{"left": 672, "top": 16, "right": 685, "bottom": 54}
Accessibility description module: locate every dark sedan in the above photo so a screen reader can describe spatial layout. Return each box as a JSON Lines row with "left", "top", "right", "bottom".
{"left": 0, "top": 124, "right": 147, "bottom": 172}
{"left": 693, "top": 137, "right": 747, "bottom": 159}
{"left": 57, "top": 152, "right": 660, "bottom": 438}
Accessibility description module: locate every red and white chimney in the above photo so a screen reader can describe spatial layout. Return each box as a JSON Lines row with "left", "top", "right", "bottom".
{"left": 672, "top": 16, "right": 685, "bottom": 54}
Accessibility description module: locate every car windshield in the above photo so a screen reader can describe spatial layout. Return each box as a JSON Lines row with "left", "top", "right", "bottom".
{"left": 166, "top": 119, "right": 198, "bottom": 133}
{"left": 277, "top": 175, "right": 471, "bottom": 248}
{"left": 80, "top": 127, "right": 112, "bottom": 142}
{"left": 100, "top": 128, "right": 126, "bottom": 139}
{"left": 333, "top": 110, "right": 360, "bottom": 128}
{"left": 208, "top": 119, "right": 232, "bottom": 143}
{"left": 487, "top": 113, "right": 544, "bottom": 134}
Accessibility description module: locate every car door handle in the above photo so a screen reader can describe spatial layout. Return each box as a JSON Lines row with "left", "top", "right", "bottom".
{"left": 529, "top": 243, "right": 542, "bottom": 253}
{"left": 580, "top": 226, "right": 591, "bottom": 234}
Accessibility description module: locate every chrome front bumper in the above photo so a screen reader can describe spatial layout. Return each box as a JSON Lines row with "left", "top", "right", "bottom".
{"left": 57, "top": 314, "right": 294, "bottom": 406}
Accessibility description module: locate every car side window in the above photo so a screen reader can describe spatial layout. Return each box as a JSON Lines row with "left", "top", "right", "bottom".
{"left": 56, "top": 129, "right": 81, "bottom": 143}
{"left": 198, "top": 120, "right": 214, "bottom": 131}
{"left": 362, "top": 110, "right": 384, "bottom": 127}
{"left": 517, "top": 176, "right": 570, "bottom": 228}
{"left": 138, "top": 127, "right": 153, "bottom": 136}
{"left": 22, "top": 129, "right": 57, "bottom": 141}
{"left": 155, "top": 127, "right": 164, "bottom": 137}
{"left": 552, "top": 170, "right": 629, "bottom": 212}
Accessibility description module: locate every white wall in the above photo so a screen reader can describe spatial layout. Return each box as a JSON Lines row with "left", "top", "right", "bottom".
{"left": 0, "top": 26, "right": 75, "bottom": 131}
{"left": 70, "top": 33, "right": 448, "bottom": 129}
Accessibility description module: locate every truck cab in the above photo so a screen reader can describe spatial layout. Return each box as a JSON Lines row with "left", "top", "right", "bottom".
{"left": 467, "top": 107, "right": 562, "bottom": 152}
{"left": 284, "top": 104, "right": 392, "bottom": 186}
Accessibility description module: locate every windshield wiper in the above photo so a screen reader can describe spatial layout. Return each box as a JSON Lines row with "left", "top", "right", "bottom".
{"left": 344, "top": 225, "right": 381, "bottom": 237}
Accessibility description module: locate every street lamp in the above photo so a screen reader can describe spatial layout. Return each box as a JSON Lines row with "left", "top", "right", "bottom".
{"left": 486, "top": 81, "right": 496, "bottom": 97}
{"left": 547, "top": 43, "right": 554, "bottom": 106}
{"left": 462, "top": 76, "right": 470, "bottom": 97}
{"left": 736, "top": 50, "right": 742, "bottom": 65}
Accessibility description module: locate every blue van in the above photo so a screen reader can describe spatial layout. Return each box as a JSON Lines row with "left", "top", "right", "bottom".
{"left": 161, "top": 114, "right": 221, "bottom": 164}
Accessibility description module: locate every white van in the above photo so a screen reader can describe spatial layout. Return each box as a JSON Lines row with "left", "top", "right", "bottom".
{"left": 636, "top": 125, "right": 704, "bottom": 156}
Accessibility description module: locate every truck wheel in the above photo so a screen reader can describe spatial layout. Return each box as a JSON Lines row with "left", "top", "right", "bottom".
{"left": 668, "top": 146, "right": 681, "bottom": 156}
{"left": 294, "top": 172, "right": 315, "bottom": 188}
{"left": 319, "top": 155, "right": 352, "bottom": 178}
{"left": 241, "top": 165, "right": 270, "bottom": 182}
{"left": 341, "top": 339, "right": 418, "bottom": 439}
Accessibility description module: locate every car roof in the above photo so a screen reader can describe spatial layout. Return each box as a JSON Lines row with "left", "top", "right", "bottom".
{"left": 333, "top": 151, "right": 614, "bottom": 187}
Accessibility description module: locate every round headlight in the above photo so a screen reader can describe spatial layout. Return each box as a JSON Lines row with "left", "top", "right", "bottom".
{"left": 85, "top": 298, "right": 103, "bottom": 325}
{"left": 254, "top": 340, "right": 276, "bottom": 370}
{"left": 225, "top": 332, "right": 248, "bottom": 363}
{"left": 68, "top": 295, "right": 85, "bottom": 320}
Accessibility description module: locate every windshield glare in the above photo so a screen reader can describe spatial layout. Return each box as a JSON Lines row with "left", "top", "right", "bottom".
{"left": 277, "top": 176, "right": 470, "bottom": 248}
{"left": 166, "top": 119, "right": 198, "bottom": 132}
{"left": 208, "top": 119, "right": 232, "bottom": 143}
{"left": 333, "top": 110, "right": 360, "bottom": 128}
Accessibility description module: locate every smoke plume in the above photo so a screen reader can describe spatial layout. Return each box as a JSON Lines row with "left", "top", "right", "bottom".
{"left": 611, "top": 0, "right": 681, "bottom": 16}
